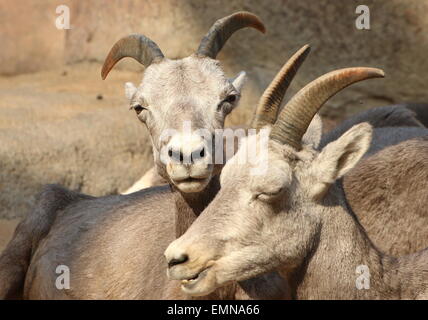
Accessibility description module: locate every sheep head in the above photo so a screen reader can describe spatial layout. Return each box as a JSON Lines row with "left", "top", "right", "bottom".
{"left": 102, "top": 12, "right": 265, "bottom": 193}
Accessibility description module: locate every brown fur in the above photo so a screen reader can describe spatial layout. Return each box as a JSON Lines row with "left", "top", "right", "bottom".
{"left": 0, "top": 185, "right": 91, "bottom": 299}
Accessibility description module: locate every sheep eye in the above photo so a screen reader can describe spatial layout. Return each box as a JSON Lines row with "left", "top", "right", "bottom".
{"left": 132, "top": 104, "right": 146, "bottom": 115}
{"left": 224, "top": 94, "right": 237, "bottom": 103}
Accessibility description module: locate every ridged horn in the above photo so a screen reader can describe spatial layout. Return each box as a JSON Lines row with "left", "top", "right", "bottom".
{"left": 101, "top": 34, "right": 164, "bottom": 80}
{"left": 270, "top": 67, "right": 385, "bottom": 149}
{"left": 197, "top": 11, "right": 265, "bottom": 58}
{"left": 251, "top": 45, "right": 311, "bottom": 129}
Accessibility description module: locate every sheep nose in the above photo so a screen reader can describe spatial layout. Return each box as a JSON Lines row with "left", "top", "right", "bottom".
{"left": 168, "top": 147, "right": 184, "bottom": 163}
{"left": 167, "top": 254, "right": 189, "bottom": 268}
{"left": 167, "top": 147, "right": 206, "bottom": 164}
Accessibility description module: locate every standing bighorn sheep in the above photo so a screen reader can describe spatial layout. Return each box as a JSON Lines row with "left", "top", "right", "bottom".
{"left": 165, "top": 67, "right": 428, "bottom": 299}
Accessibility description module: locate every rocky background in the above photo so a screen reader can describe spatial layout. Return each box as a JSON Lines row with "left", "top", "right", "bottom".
{"left": 0, "top": 0, "right": 427, "bottom": 236}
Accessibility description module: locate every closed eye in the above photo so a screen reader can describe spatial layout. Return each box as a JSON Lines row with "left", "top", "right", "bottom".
{"left": 256, "top": 187, "right": 284, "bottom": 202}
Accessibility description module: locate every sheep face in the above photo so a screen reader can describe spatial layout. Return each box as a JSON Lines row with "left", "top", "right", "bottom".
{"left": 125, "top": 56, "right": 246, "bottom": 193}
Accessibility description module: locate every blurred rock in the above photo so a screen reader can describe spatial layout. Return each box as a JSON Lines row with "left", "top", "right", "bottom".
{"left": 0, "top": 0, "right": 71, "bottom": 75}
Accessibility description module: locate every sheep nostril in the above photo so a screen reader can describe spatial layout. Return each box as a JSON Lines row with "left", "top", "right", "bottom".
{"left": 168, "top": 147, "right": 185, "bottom": 163}
{"left": 191, "top": 147, "right": 206, "bottom": 163}
{"left": 168, "top": 254, "right": 189, "bottom": 268}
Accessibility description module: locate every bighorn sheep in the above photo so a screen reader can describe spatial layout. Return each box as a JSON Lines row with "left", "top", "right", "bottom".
{"left": 165, "top": 67, "right": 428, "bottom": 299}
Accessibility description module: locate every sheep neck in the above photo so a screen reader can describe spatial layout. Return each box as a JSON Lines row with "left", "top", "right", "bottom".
{"left": 169, "top": 176, "right": 244, "bottom": 300}
{"left": 172, "top": 175, "right": 220, "bottom": 238}
{"left": 284, "top": 183, "right": 410, "bottom": 300}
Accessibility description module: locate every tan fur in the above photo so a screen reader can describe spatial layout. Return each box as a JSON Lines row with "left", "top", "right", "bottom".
{"left": 344, "top": 136, "right": 428, "bottom": 256}
{"left": 125, "top": 56, "right": 246, "bottom": 194}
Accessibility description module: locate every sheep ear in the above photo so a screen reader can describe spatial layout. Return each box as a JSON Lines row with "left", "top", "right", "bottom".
{"left": 230, "top": 71, "right": 247, "bottom": 93}
{"left": 124, "top": 82, "right": 137, "bottom": 100}
{"left": 309, "top": 123, "right": 372, "bottom": 200}
{"left": 302, "top": 114, "right": 323, "bottom": 148}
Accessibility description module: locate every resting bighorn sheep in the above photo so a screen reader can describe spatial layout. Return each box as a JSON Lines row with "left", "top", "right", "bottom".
{"left": 165, "top": 68, "right": 428, "bottom": 299}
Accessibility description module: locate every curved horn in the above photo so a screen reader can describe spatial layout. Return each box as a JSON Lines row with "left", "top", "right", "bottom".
{"left": 101, "top": 34, "right": 164, "bottom": 80}
{"left": 251, "top": 45, "right": 311, "bottom": 129}
{"left": 270, "top": 67, "right": 385, "bottom": 149}
{"left": 197, "top": 11, "right": 265, "bottom": 58}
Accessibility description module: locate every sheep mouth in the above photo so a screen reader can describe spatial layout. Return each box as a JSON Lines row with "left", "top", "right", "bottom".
{"left": 180, "top": 267, "right": 210, "bottom": 290}
{"left": 173, "top": 176, "right": 211, "bottom": 192}
{"left": 174, "top": 173, "right": 211, "bottom": 183}
{"left": 180, "top": 177, "right": 206, "bottom": 183}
